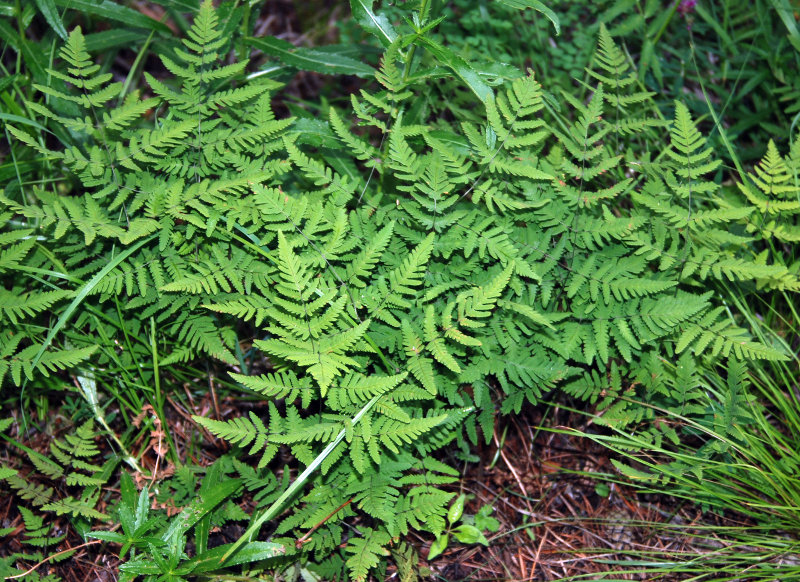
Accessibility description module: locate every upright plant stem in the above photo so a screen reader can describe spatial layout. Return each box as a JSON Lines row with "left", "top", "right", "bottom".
{"left": 403, "top": 0, "right": 432, "bottom": 81}
{"left": 150, "top": 316, "right": 178, "bottom": 465}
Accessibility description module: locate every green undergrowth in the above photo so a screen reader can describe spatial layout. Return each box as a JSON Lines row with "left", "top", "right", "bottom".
{"left": 431, "top": 0, "right": 800, "bottom": 162}
{"left": 1, "top": 0, "right": 800, "bottom": 580}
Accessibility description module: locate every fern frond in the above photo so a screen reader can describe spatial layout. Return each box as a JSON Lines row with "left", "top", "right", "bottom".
{"left": 665, "top": 101, "right": 721, "bottom": 182}
{"left": 387, "top": 232, "right": 434, "bottom": 299}
{"left": 345, "top": 527, "right": 392, "bottom": 582}
{"left": 41, "top": 497, "right": 108, "bottom": 519}
{"left": 0, "top": 288, "right": 70, "bottom": 325}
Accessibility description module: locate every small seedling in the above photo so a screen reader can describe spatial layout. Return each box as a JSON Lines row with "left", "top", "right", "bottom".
{"left": 427, "top": 494, "right": 500, "bottom": 560}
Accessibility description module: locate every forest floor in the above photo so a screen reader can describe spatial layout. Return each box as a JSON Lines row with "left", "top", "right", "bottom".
{"left": 1, "top": 400, "right": 756, "bottom": 582}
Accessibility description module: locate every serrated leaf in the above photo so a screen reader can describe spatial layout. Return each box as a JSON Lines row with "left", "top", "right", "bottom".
{"left": 414, "top": 36, "right": 493, "bottom": 103}
{"left": 34, "top": 0, "right": 68, "bottom": 39}
{"left": 247, "top": 37, "right": 375, "bottom": 77}
{"left": 496, "top": 0, "right": 560, "bottom": 35}
{"left": 350, "top": 0, "right": 398, "bottom": 47}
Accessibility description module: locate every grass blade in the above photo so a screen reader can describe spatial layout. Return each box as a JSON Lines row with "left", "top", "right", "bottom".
{"left": 247, "top": 36, "right": 375, "bottom": 77}
{"left": 33, "top": 0, "right": 68, "bottom": 40}
{"left": 28, "top": 235, "right": 156, "bottom": 377}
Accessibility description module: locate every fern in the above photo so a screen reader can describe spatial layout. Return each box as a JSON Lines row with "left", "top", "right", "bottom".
{"left": 345, "top": 527, "right": 392, "bottom": 582}
{"left": 588, "top": 24, "right": 665, "bottom": 137}
{"left": 0, "top": 418, "right": 109, "bottom": 525}
{"left": 5, "top": 8, "right": 798, "bottom": 581}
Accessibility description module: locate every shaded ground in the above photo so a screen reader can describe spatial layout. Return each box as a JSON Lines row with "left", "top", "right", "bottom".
{"left": 0, "top": 399, "right": 766, "bottom": 582}
{"left": 417, "top": 406, "right": 750, "bottom": 582}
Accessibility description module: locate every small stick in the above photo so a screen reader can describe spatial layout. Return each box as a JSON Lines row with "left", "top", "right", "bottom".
{"left": 494, "top": 427, "right": 534, "bottom": 515}
{"left": 295, "top": 498, "right": 354, "bottom": 549}
{"left": 6, "top": 540, "right": 103, "bottom": 580}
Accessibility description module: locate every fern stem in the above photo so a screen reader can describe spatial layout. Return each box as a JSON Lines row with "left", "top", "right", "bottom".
{"left": 402, "top": 0, "right": 432, "bottom": 82}
{"left": 402, "top": 44, "right": 417, "bottom": 83}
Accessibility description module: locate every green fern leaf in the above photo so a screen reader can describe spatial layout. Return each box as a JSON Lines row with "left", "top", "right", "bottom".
{"left": 345, "top": 527, "right": 392, "bottom": 582}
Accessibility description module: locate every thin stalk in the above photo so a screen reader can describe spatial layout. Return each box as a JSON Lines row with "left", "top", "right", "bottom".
{"left": 150, "top": 316, "right": 178, "bottom": 465}
{"left": 403, "top": 0, "right": 432, "bottom": 81}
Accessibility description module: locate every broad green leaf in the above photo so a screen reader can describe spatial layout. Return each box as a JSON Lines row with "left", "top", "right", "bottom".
{"left": 452, "top": 524, "right": 488, "bottom": 545}
{"left": 247, "top": 36, "right": 375, "bottom": 77}
{"left": 496, "top": 0, "right": 560, "bottom": 35}
{"left": 475, "top": 505, "right": 500, "bottom": 532}
{"left": 182, "top": 541, "right": 285, "bottom": 573}
{"left": 33, "top": 0, "right": 68, "bottom": 40}
{"left": 50, "top": 0, "right": 172, "bottom": 34}
{"left": 119, "top": 470, "right": 137, "bottom": 510}
{"left": 427, "top": 130, "right": 471, "bottom": 156}
{"left": 147, "top": 0, "right": 200, "bottom": 10}
{"left": 119, "top": 557, "right": 160, "bottom": 575}
{"left": 427, "top": 533, "right": 449, "bottom": 560}
{"left": 414, "top": 36, "right": 493, "bottom": 103}
{"left": 350, "top": 0, "right": 398, "bottom": 47}
{"left": 161, "top": 479, "right": 241, "bottom": 542}
{"left": 447, "top": 494, "right": 465, "bottom": 524}
{"left": 1, "top": 114, "right": 49, "bottom": 134}
{"left": 88, "top": 531, "right": 127, "bottom": 543}
{"left": 85, "top": 29, "right": 148, "bottom": 52}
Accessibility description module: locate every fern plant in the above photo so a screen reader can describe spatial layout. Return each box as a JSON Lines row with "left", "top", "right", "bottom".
{"left": 729, "top": 138, "right": 800, "bottom": 288}
{"left": 0, "top": 417, "right": 111, "bottom": 520}
{"left": 0, "top": 416, "right": 105, "bottom": 580}
{"left": 3, "top": 1, "right": 798, "bottom": 580}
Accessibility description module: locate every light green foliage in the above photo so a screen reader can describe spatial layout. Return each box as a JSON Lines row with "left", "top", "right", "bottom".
{"left": 427, "top": 494, "right": 499, "bottom": 560}
{"left": 2, "top": 1, "right": 798, "bottom": 580}
{"left": 0, "top": 417, "right": 110, "bottom": 533}
{"left": 731, "top": 139, "right": 800, "bottom": 289}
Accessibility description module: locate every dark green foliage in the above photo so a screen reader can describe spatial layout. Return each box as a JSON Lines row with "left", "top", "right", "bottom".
{"left": 2, "top": 1, "right": 799, "bottom": 580}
